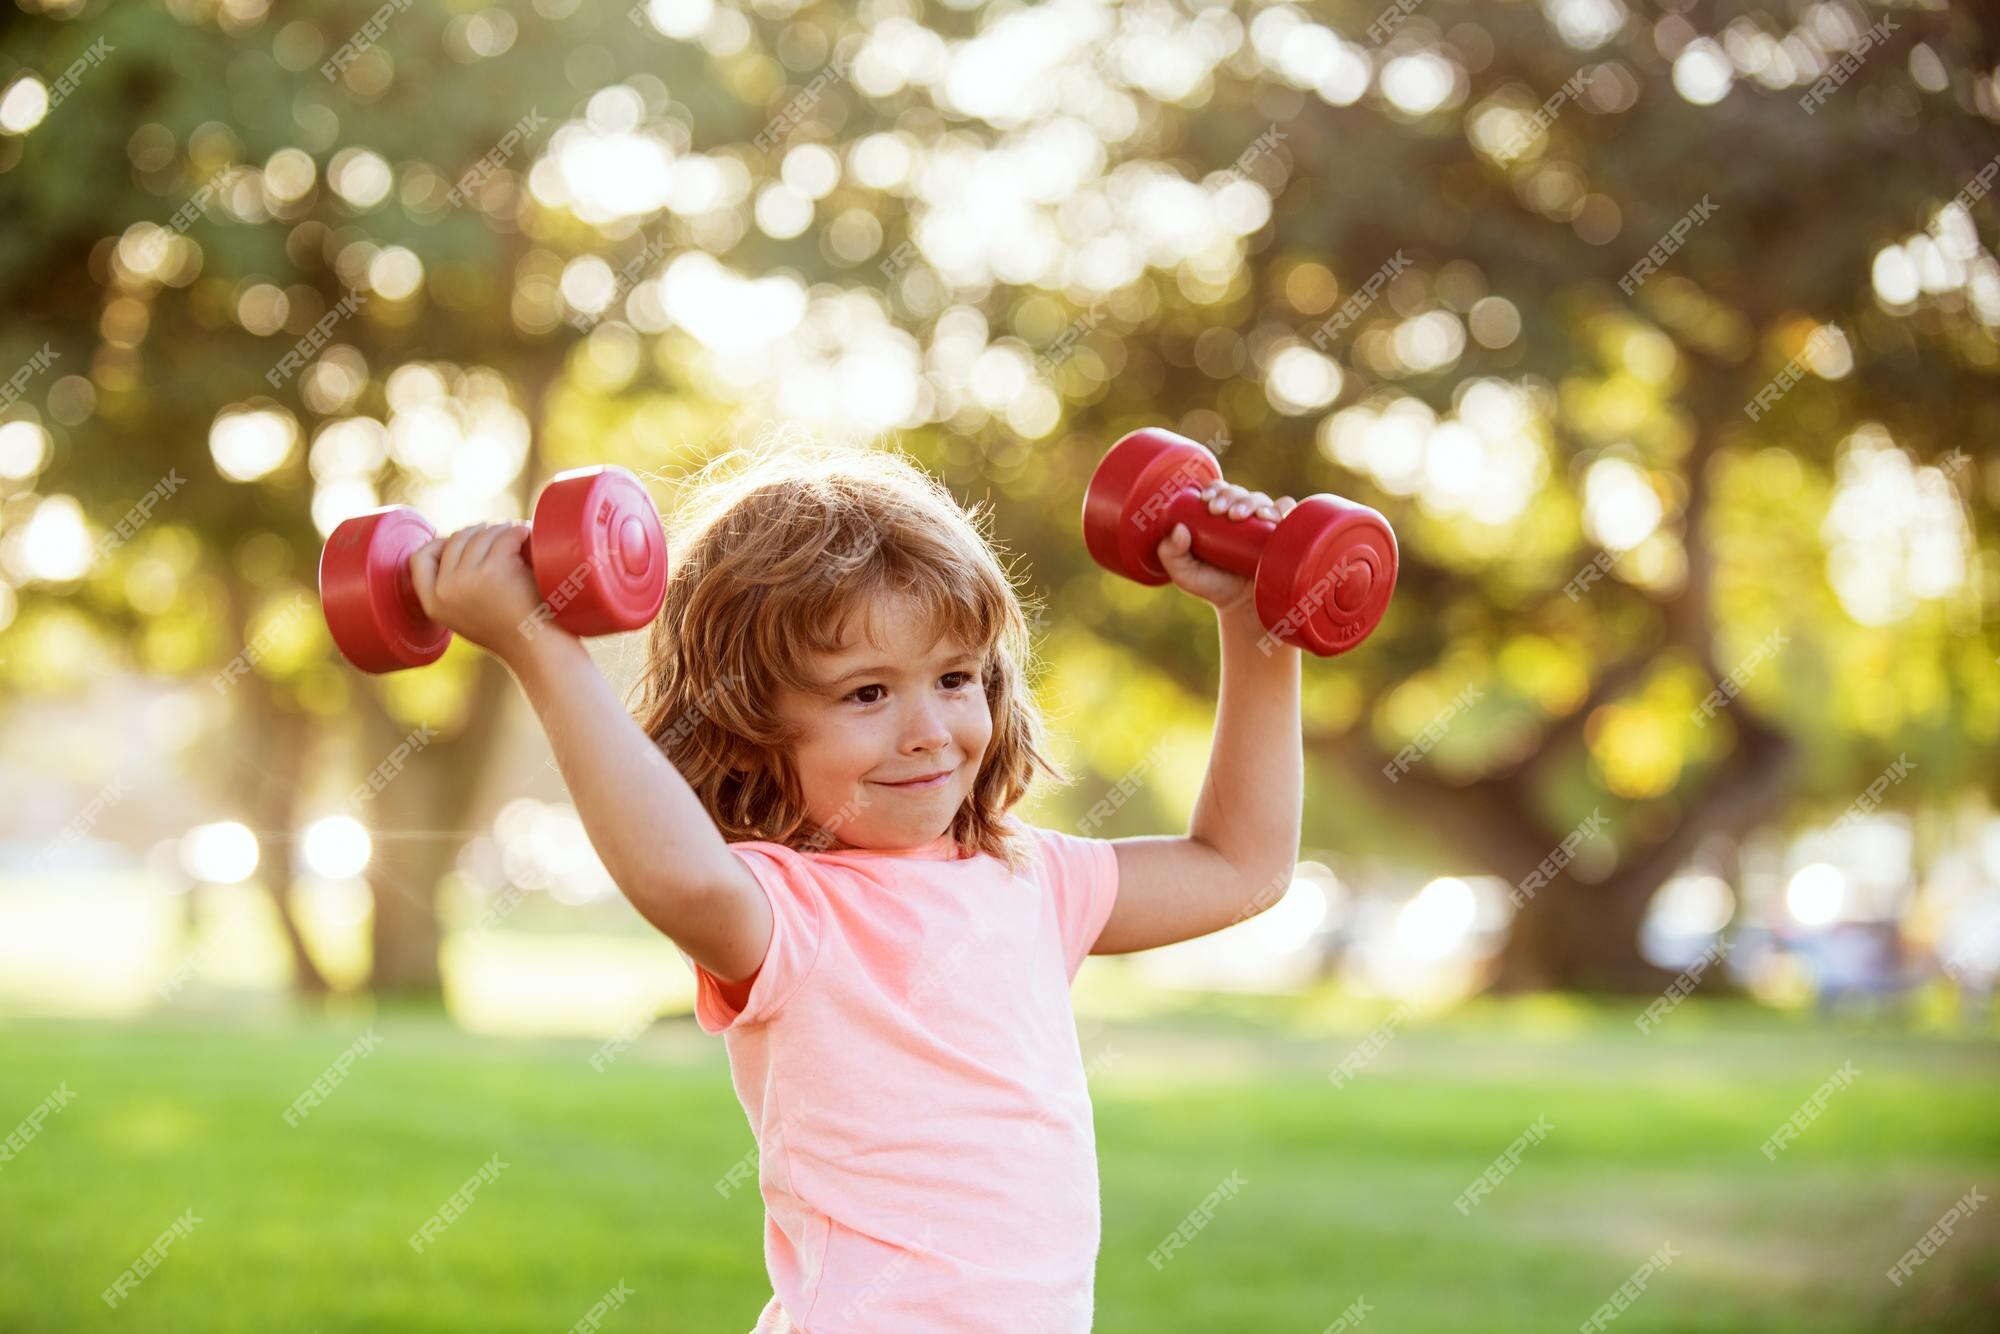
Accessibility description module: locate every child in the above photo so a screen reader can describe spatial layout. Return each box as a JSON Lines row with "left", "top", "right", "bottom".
{"left": 407, "top": 441, "right": 1304, "bottom": 1332}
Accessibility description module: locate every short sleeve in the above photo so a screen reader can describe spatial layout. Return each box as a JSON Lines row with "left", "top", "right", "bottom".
{"left": 680, "top": 840, "right": 827, "bottom": 1033}
{"left": 1020, "top": 824, "right": 1121, "bottom": 982}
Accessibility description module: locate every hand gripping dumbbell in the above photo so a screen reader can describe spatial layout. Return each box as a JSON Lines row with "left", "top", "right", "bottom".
{"left": 318, "top": 465, "right": 667, "bottom": 673}
{"left": 1082, "top": 428, "right": 1397, "bottom": 656}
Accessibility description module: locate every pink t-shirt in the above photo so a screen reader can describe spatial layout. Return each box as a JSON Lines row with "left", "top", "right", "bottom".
{"left": 674, "top": 818, "right": 1121, "bottom": 1333}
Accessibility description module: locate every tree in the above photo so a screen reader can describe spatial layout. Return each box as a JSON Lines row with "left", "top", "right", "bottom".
{"left": 2, "top": 0, "right": 1993, "bottom": 998}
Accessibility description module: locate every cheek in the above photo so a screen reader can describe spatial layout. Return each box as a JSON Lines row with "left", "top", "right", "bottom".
{"left": 843, "top": 720, "right": 901, "bottom": 776}
{"left": 793, "top": 722, "right": 862, "bottom": 778}
{"left": 960, "top": 703, "right": 995, "bottom": 758}
{"left": 816, "top": 726, "right": 876, "bottom": 774}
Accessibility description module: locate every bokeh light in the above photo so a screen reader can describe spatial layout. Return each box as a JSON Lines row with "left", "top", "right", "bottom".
{"left": 180, "top": 822, "right": 261, "bottom": 885}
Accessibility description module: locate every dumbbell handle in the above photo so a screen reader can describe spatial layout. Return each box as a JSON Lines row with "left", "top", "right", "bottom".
{"left": 1158, "top": 488, "right": 1278, "bottom": 577}
{"left": 383, "top": 525, "right": 537, "bottom": 623}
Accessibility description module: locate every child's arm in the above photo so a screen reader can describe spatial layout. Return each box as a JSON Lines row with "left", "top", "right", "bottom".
{"left": 409, "top": 521, "right": 770, "bottom": 984}
{"left": 507, "top": 631, "right": 771, "bottom": 982}
{"left": 1091, "top": 482, "right": 1305, "bottom": 953}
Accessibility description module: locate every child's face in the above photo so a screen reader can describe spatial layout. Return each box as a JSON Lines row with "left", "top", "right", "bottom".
{"left": 773, "top": 592, "right": 994, "bottom": 851}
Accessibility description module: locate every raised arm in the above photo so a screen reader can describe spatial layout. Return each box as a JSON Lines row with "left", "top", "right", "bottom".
{"left": 408, "top": 520, "right": 769, "bottom": 985}
{"left": 505, "top": 630, "right": 770, "bottom": 984}
{"left": 1090, "top": 484, "right": 1305, "bottom": 955}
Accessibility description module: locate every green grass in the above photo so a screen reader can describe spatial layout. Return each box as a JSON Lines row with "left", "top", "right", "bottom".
{"left": 2, "top": 1003, "right": 1997, "bottom": 1332}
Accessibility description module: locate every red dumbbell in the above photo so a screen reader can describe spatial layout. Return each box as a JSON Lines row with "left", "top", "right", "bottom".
{"left": 319, "top": 465, "right": 667, "bottom": 673}
{"left": 1082, "top": 428, "right": 1397, "bottom": 656}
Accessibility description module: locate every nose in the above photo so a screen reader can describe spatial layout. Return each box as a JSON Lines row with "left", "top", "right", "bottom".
{"left": 900, "top": 695, "right": 952, "bottom": 757}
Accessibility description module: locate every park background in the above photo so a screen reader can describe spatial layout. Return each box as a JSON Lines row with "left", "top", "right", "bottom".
{"left": 2, "top": 0, "right": 1998, "bottom": 1329}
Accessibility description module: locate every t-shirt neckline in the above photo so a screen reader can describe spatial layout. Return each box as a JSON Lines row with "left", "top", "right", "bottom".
{"left": 817, "top": 832, "right": 962, "bottom": 861}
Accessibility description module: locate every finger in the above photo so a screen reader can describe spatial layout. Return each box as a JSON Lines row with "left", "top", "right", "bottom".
{"left": 438, "top": 524, "right": 490, "bottom": 580}
{"left": 456, "top": 524, "right": 506, "bottom": 576}
{"left": 1228, "top": 491, "right": 1266, "bottom": 521}
{"left": 485, "top": 522, "right": 533, "bottom": 583}
{"left": 1277, "top": 496, "right": 1298, "bottom": 517}
{"left": 464, "top": 521, "right": 521, "bottom": 571}
{"left": 495, "top": 522, "right": 531, "bottom": 565}
{"left": 436, "top": 526, "right": 471, "bottom": 580}
{"left": 408, "top": 539, "right": 442, "bottom": 619}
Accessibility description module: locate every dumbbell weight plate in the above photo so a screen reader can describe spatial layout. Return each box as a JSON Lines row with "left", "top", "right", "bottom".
{"left": 527, "top": 465, "right": 668, "bottom": 637}
{"left": 1255, "top": 496, "right": 1397, "bottom": 656}
{"left": 1082, "top": 428, "right": 1223, "bottom": 586}
{"left": 319, "top": 507, "right": 452, "bottom": 673}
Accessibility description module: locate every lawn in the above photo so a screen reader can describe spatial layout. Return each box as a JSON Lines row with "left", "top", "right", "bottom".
{"left": 2, "top": 1002, "right": 1996, "bottom": 1332}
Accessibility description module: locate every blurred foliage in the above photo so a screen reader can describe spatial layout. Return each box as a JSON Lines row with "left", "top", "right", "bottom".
{"left": 0, "top": 0, "right": 1995, "bottom": 986}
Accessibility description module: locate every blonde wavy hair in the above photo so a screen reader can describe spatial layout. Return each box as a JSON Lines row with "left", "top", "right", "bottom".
{"left": 633, "top": 440, "right": 1071, "bottom": 871}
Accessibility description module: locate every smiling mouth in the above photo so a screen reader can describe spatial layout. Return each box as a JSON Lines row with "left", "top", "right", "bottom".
{"left": 873, "top": 768, "right": 954, "bottom": 788}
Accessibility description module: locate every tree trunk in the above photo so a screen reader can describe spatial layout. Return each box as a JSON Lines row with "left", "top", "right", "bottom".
{"left": 355, "top": 694, "right": 448, "bottom": 1000}
{"left": 1489, "top": 873, "right": 1675, "bottom": 994}
{"left": 1482, "top": 680, "right": 1797, "bottom": 992}
{"left": 355, "top": 657, "right": 515, "bottom": 1000}
{"left": 1301, "top": 625, "right": 1795, "bottom": 995}
{"left": 355, "top": 347, "right": 558, "bottom": 1000}
{"left": 222, "top": 574, "right": 332, "bottom": 995}
{"left": 240, "top": 692, "right": 332, "bottom": 996}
